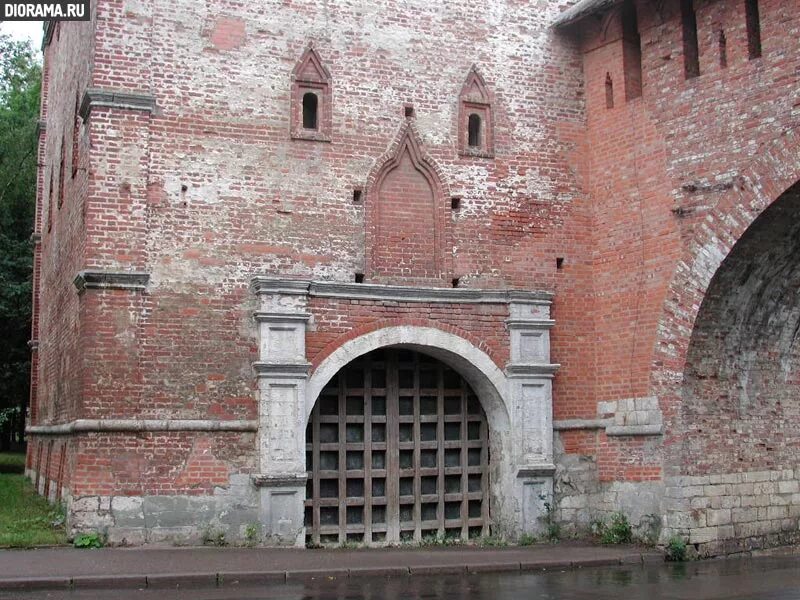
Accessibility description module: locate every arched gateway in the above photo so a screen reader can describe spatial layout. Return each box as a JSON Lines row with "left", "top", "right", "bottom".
{"left": 305, "top": 348, "right": 490, "bottom": 545}
{"left": 251, "top": 278, "right": 558, "bottom": 546}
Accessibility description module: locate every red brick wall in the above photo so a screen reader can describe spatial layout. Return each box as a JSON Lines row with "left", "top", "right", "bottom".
{"left": 29, "top": 0, "right": 799, "bottom": 509}
{"left": 71, "top": 433, "right": 254, "bottom": 496}
{"left": 307, "top": 298, "right": 511, "bottom": 369}
{"left": 28, "top": 14, "right": 96, "bottom": 493}
{"left": 555, "top": 0, "right": 799, "bottom": 484}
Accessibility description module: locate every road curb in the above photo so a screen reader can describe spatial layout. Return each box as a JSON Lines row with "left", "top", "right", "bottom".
{"left": 0, "top": 576, "right": 71, "bottom": 591}
{"left": 71, "top": 574, "right": 147, "bottom": 589}
{"left": 0, "top": 552, "right": 663, "bottom": 591}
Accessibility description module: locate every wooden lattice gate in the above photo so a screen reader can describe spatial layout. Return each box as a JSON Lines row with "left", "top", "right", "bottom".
{"left": 305, "top": 349, "right": 490, "bottom": 546}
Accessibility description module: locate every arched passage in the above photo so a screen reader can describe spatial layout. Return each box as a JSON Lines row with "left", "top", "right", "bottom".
{"left": 305, "top": 348, "right": 490, "bottom": 545}
{"left": 664, "top": 180, "right": 800, "bottom": 552}
{"left": 680, "top": 180, "right": 800, "bottom": 474}
{"left": 305, "top": 326, "right": 516, "bottom": 544}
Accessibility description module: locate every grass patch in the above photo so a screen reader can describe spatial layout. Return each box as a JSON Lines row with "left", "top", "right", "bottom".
{"left": 0, "top": 452, "right": 25, "bottom": 474}
{"left": 0, "top": 471, "right": 67, "bottom": 547}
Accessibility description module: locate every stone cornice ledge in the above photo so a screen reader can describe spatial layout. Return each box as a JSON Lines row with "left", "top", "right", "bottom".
{"left": 505, "top": 318, "right": 556, "bottom": 329}
{"left": 250, "top": 276, "right": 553, "bottom": 305}
{"left": 253, "top": 362, "right": 311, "bottom": 379}
{"left": 517, "top": 464, "right": 557, "bottom": 478}
{"left": 552, "top": 419, "right": 663, "bottom": 437}
{"left": 606, "top": 424, "right": 664, "bottom": 437}
{"left": 74, "top": 270, "right": 150, "bottom": 293}
{"left": 79, "top": 88, "right": 156, "bottom": 121}
{"left": 505, "top": 363, "right": 560, "bottom": 378}
{"left": 253, "top": 312, "right": 312, "bottom": 323}
{"left": 251, "top": 473, "right": 307, "bottom": 488}
{"left": 27, "top": 419, "right": 257, "bottom": 435}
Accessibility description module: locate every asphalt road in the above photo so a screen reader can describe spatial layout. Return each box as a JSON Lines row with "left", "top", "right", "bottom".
{"left": 3, "top": 556, "right": 800, "bottom": 600}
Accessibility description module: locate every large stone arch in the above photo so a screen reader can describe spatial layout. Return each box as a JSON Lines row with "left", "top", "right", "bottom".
{"left": 652, "top": 128, "right": 800, "bottom": 395}
{"left": 307, "top": 326, "right": 510, "bottom": 431}
{"left": 655, "top": 128, "right": 800, "bottom": 554}
{"left": 306, "top": 326, "right": 521, "bottom": 535}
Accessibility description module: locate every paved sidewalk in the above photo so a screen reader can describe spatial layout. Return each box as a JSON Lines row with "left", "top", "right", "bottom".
{"left": 0, "top": 541, "right": 662, "bottom": 591}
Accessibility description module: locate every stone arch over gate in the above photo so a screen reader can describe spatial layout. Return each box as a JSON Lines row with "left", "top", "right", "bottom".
{"left": 307, "top": 326, "right": 510, "bottom": 430}
{"left": 305, "top": 326, "right": 516, "bottom": 541}
{"left": 250, "top": 277, "right": 558, "bottom": 545}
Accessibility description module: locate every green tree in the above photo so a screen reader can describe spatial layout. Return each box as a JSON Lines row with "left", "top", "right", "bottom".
{"left": 0, "top": 34, "right": 40, "bottom": 450}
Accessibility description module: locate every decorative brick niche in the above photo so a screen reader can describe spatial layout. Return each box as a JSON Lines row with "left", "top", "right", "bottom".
{"left": 290, "top": 44, "right": 332, "bottom": 142}
{"left": 364, "top": 123, "right": 453, "bottom": 285}
{"left": 458, "top": 66, "right": 494, "bottom": 158}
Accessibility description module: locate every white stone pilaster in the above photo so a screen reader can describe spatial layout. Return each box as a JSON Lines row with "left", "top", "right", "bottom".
{"left": 251, "top": 279, "right": 312, "bottom": 546}
{"left": 505, "top": 295, "right": 559, "bottom": 535}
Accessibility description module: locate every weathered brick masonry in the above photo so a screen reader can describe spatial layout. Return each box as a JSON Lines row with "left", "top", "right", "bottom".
{"left": 26, "top": 0, "right": 799, "bottom": 553}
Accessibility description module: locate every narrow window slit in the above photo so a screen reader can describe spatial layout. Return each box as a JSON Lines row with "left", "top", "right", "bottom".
{"left": 451, "top": 278, "right": 460, "bottom": 288}
{"left": 354, "top": 273, "right": 364, "bottom": 283}
{"left": 556, "top": 257, "right": 565, "bottom": 270}
{"left": 681, "top": 0, "right": 700, "bottom": 79}
{"left": 467, "top": 114, "right": 481, "bottom": 147}
{"left": 621, "top": 0, "right": 643, "bottom": 100}
{"left": 718, "top": 30, "right": 728, "bottom": 68}
{"left": 605, "top": 73, "right": 614, "bottom": 108}
{"left": 745, "top": 0, "right": 762, "bottom": 59}
{"left": 451, "top": 197, "right": 461, "bottom": 210}
{"left": 404, "top": 104, "right": 415, "bottom": 118}
{"left": 352, "top": 189, "right": 362, "bottom": 204}
{"left": 302, "top": 92, "right": 318, "bottom": 130}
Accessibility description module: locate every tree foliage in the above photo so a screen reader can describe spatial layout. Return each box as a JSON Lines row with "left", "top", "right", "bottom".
{"left": 0, "top": 34, "right": 40, "bottom": 449}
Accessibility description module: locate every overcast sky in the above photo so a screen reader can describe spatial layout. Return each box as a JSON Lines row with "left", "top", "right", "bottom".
{"left": 0, "top": 20, "right": 45, "bottom": 51}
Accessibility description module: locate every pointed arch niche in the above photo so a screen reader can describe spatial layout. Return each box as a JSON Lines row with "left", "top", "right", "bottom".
{"left": 364, "top": 124, "right": 452, "bottom": 285}
{"left": 458, "top": 66, "right": 494, "bottom": 158}
{"left": 290, "top": 44, "right": 332, "bottom": 141}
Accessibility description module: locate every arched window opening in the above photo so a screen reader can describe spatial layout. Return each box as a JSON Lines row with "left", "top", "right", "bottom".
{"left": 468, "top": 114, "right": 481, "bottom": 147}
{"left": 302, "top": 92, "right": 318, "bottom": 130}
{"left": 605, "top": 73, "right": 614, "bottom": 108}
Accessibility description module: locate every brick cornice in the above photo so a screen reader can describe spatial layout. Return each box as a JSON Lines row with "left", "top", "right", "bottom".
{"left": 73, "top": 270, "right": 150, "bottom": 293}
{"left": 79, "top": 88, "right": 156, "bottom": 121}
{"left": 42, "top": 22, "right": 54, "bottom": 49}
